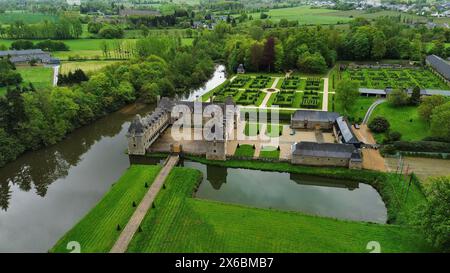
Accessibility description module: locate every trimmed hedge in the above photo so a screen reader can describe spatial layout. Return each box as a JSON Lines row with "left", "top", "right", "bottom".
{"left": 392, "top": 141, "right": 450, "bottom": 153}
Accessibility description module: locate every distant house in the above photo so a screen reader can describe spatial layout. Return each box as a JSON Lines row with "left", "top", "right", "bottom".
{"left": 0, "top": 49, "right": 59, "bottom": 65}
{"left": 119, "top": 9, "right": 161, "bottom": 17}
{"left": 237, "top": 64, "right": 245, "bottom": 74}
{"left": 291, "top": 110, "right": 339, "bottom": 130}
{"left": 291, "top": 142, "right": 362, "bottom": 169}
{"left": 426, "top": 54, "right": 450, "bottom": 84}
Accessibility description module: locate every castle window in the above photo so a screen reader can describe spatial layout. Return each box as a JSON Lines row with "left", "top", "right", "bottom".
{"left": 213, "top": 150, "right": 216, "bottom": 153}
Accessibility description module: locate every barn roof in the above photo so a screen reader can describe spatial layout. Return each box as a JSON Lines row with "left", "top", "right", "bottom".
{"left": 291, "top": 110, "right": 339, "bottom": 122}
{"left": 292, "top": 142, "right": 357, "bottom": 159}
{"left": 426, "top": 54, "right": 450, "bottom": 81}
{"left": 335, "top": 116, "right": 359, "bottom": 144}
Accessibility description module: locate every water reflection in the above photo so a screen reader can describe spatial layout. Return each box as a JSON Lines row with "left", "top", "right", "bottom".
{"left": 181, "top": 161, "right": 387, "bottom": 224}
{"left": 0, "top": 103, "right": 154, "bottom": 252}
{"left": 180, "top": 65, "right": 226, "bottom": 101}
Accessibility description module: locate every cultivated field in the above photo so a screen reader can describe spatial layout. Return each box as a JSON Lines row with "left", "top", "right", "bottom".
{"left": 0, "top": 11, "right": 57, "bottom": 24}
{"left": 60, "top": 61, "right": 122, "bottom": 74}
{"left": 247, "top": 6, "right": 353, "bottom": 24}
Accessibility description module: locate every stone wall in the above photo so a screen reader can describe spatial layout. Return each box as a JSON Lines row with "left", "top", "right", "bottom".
{"left": 291, "top": 155, "right": 349, "bottom": 167}
{"left": 291, "top": 120, "right": 334, "bottom": 130}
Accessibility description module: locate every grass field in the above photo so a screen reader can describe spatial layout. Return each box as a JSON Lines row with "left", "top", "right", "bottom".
{"left": 17, "top": 66, "right": 53, "bottom": 90}
{"left": 259, "top": 146, "right": 280, "bottom": 159}
{"left": 0, "top": 11, "right": 57, "bottom": 24}
{"left": 369, "top": 103, "right": 430, "bottom": 142}
{"left": 265, "top": 123, "right": 283, "bottom": 137}
{"left": 247, "top": 6, "right": 353, "bottom": 25}
{"left": 60, "top": 61, "right": 122, "bottom": 74}
{"left": 50, "top": 165, "right": 161, "bottom": 253}
{"left": 124, "top": 161, "right": 432, "bottom": 252}
{"left": 331, "top": 95, "right": 377, "bottom": 122}
{"left": 234, "top": 144, "right": 255, "bottom": 157}
{"left": 244, "top": 122, "right": 261, "bottom": 136}
{"left": 52, "top": 159, "right": 434, "bottom": 253}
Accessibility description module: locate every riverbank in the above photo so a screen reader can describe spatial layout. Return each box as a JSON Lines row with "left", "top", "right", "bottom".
{"left": 51, "top": 158, "right": 434, "bottom": 253}
{"left": 50, "top": 165, "right": 161, "bottom": 253}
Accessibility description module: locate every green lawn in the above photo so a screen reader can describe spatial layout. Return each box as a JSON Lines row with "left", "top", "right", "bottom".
{"left": 248, "top": 6, "right": 353, "bottom": 25}
{"left": 0, "top": 11, "right": 57, "bottom": 24}
{"left": 244, "top": 122, "right": 261, "bottom": 136}
{"left": 265, "top": 123, "right": 283, "bottom": 137}
{"left": 126, "top": 160, "right": 433, "bottom": 253}
{"left": 50, "top": 165, "right": 161, "bottom": 253}
{"left": 17, "top": 66, "right": 53, "bottom": 90}
{"left": 234, "top": 144, "right": 255, "bottom": 157}
{"left": 332, "top": 95, "right": 377, "bottom": 122}
{"left": 52, "top": 159, "right": 434, "bottom": 253}
{"left": 369, "top": 103, "right": 430, "bottom": 142}
{"left": 259, "top": 146, "right": 280, "bottom": 159}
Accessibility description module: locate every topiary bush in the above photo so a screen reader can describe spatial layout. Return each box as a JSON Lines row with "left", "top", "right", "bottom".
{"left": 369, "top": 116, "right": 390, "bottom": 133}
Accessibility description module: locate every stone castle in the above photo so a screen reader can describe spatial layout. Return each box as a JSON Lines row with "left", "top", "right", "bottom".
{"left": 127, "top": 97, "right": 239, "bottom": 160}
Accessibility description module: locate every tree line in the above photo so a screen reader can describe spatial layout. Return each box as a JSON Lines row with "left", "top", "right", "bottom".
{"left": 0, "top": 32, "right": 223, "bottom": 167}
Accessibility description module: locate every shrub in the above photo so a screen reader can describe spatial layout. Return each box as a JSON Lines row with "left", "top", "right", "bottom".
{"left": 388, "top": 131, "right": 402, "bottom": 142}
{"left": 415, "top": 176, "right": 450, "bottom": 252}
{"left": 10, "top": 40, "right": 34, "bottom": 50}
{"left": 369, "top": 116, "right": 390, "bottom": 133}
{"left": 98, "top": 25, "right": 124, "bottom": 39}
{"left": 392, "top": 141, "right": 450, "bottom": 153}
{"left": 35, "top": 40, "right": 69, "bottom": 51}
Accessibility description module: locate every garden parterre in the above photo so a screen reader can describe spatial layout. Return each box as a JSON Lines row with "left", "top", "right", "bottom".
{"left": 343, "top": 68, "right": 450, "bottom": 90}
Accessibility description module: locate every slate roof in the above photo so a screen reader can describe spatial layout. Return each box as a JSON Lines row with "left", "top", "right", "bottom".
{"left": 292, "top": 142, "right": 357, "bottom": 159}
{"left": 0, "top": 49, "right": 55, "bottom": 64}
{"left": 359, "top": 88, "right": 386, "bottom": 95}
{"left": 426, "top": 54, "right": 450, "bottom": 81}
{"left": 335, "top": 116, "right": 359, "bottom": 144}
{"left": 291, "top": 110, "right": 339, "bottom": 122}
{"left": 127, "top": 97, "right": 236, "bottom": 136}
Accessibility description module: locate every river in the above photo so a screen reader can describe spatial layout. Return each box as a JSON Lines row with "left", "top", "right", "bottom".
{"left": 0, "top": 65, "right": 226, "bottom": 253}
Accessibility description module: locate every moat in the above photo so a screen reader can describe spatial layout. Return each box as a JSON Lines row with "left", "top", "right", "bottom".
{"left": 185, "top": 161, "right": 387, "bottom": 224}
{"left": 0, "top": 66, "right": 226, "bottom": 252}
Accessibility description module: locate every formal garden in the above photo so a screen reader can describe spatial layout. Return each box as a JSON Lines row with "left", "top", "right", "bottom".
{"left": 341, "top": 67, "right": 450, "bottom": 90}
{"left": 205, "top": 74, "right": 325, "bottom": 109}
{"left": 269, "top": 77, "right": 324, "bottom": 109}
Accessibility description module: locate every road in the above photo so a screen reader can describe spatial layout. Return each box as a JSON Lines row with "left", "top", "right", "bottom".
{"left": 322, "top": 77, "right": 329, "bottom": 111}
{"left": 110, "top": 155, "right": 180, "bottom": 253}
{"left": 362, "top": 99, "right": 385, "bottom": 124}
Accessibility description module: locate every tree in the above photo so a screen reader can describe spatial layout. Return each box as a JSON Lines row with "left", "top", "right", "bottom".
{"left": 141, "top": 82, "right": 160, "bottom": 103}
{"left": 98, "top": 25, "right": 124, "bottom": 39}
{"left": 262, "top": 37, "right": 275, "bottom": 72}
{"left": 371, "top": 31, "right": 386, "bottom": 60}
{"left": 387, "top": 89, "right": 408, "bottom": 106}
{"left": 430, "top": 101, "right": 450, "bottom": 141}
{"left": 415, "top": 176, "right": 450, "bottom": 251}
{"left": 418, "top": 95, "right": 446, "bottom": 122}
{"left": 410, "top": 86, "right": 421, "bottom": 105}
{"left": 249, "top": 26, "right": 264, "bottom": 41}
{"left": 335, "top": 79, "right": 360, "bottom": 114}
{"left": 297, "top": 52, "right": 327, "bottom": 73}
{"left": 369, "top": 116, "right": 390, "bottom": 133}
